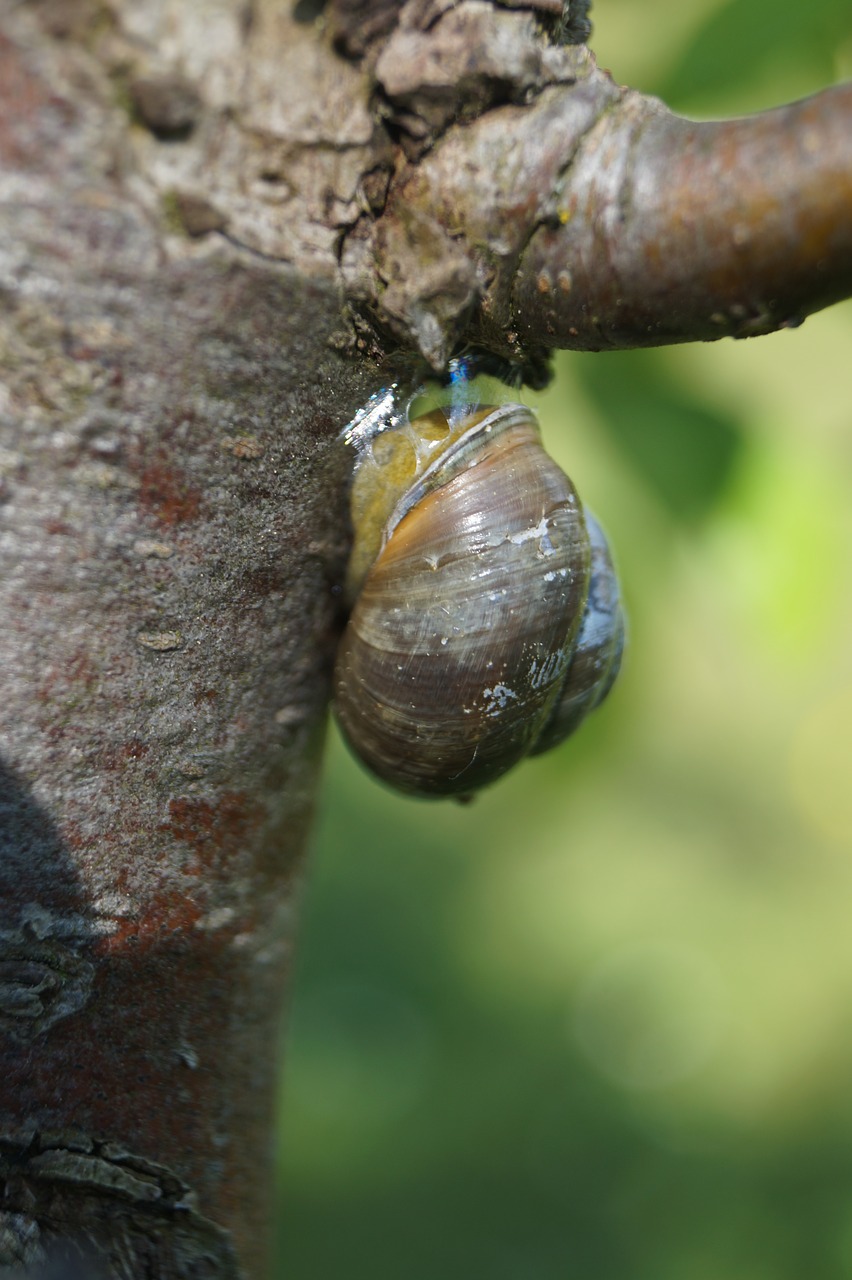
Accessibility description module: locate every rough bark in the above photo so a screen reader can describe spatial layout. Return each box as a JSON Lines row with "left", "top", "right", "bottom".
{"left": 0, "top": 4, "right": 379, "bottom": 1274}
{"left": 0, "top": 0, "right": 849, "bottom": 1276}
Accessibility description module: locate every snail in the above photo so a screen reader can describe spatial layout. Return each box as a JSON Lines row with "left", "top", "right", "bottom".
{"left": 333, "top": 364, "right": 624, "bottom": 799}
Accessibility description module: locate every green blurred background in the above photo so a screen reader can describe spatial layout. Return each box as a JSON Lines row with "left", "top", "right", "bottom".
{"left": 276, "top": 3, "right": 852, "bottom": 1276}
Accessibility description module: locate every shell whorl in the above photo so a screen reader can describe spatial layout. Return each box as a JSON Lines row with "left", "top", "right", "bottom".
{"left": 345, "top": 403, "right": 523, "bottom": 602}
{"left": 529, "top": 510, "right": 625, "bottom": 756}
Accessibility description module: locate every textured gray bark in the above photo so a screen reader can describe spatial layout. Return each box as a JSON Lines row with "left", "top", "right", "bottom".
{"left": 0, "top": 3, "right": 379, "bottom": 1274}
{"left": 0, "top": 0, "right": 850, "bottom": 1276}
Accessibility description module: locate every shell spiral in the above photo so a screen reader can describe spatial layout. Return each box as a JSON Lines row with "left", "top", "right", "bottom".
{"left": 334, "top": 401, "right": 624, "bottom": 798}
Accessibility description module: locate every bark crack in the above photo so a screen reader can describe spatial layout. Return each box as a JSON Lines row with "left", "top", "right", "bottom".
{"left": 1, "top": 1132, "right": 241, "bottom": 1279}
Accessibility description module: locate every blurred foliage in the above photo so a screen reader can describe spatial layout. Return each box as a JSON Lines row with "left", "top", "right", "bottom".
{"left": 276, "top": 3, "right": 852, "bottom": 1278}
{"left": 657, "top": 0, "right": 852, "bottom": 115}
{"left": 575, "top": 351, "right": 743, "bottom": 524}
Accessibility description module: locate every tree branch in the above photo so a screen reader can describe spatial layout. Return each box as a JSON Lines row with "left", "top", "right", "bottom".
{"left": 341, "top": 5, "right": 852, "bottom": 370}
{"left": 513, "top": 82, "right": 852, "bottom": 351}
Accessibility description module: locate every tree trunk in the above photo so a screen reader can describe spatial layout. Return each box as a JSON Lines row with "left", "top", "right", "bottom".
{"left": 0, "top": 4, "right": 381, "bottom": 1273}
{"left": 0, "top": 1, "right": 850, "bottom": 1275}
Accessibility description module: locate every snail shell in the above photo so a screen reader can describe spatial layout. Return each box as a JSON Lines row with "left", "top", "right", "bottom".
{"left": 529, "top": 509, "right": 625, "bottom": 755}
{"left": 334, "top": 400, "right": 624, "bottom": 798}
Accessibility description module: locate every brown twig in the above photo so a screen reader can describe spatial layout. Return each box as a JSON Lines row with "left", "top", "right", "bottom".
{"left": 513, "top": 82, "right": 852, "bottom": 351}
{"left": 347, "top": 13, "right": 852, "bottom": 371}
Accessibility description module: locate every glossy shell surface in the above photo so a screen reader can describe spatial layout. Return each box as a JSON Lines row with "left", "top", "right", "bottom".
{"left": 334, "top": 404, "right": 597, "bottom": 797}
{"left": 530, "top": 510, "right": 625, "bottom": 755}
